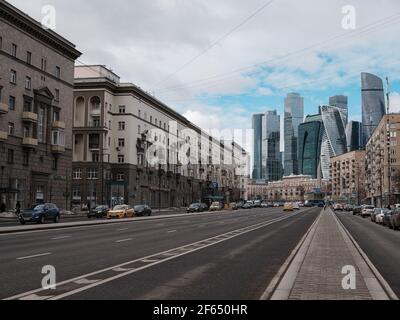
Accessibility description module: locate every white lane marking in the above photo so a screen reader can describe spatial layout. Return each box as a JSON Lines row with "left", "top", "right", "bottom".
{"left": 17, "top": 252, "right": 52, "bottom": 260}
{"left": 167, "top": 230, "right": 177, "bottom": 233}
{"left": 113, "top": 267, "right": 135, "bottom": 272}
{"left": 52, "top": 236, "right": 71, "bottom": 240}
{"left": 115, "top": 238, "right": 132, "bottom": 243}
{"left": 74, "top": 279, "right": 99, "bottom": 285}
{"left": 19, "top": 294, "right": 53, "bottom": 300}
{"left": 5, "top": 210, "right": 310, "bottom": 301}
{"left": 116, "top": 228, "right": 129, "bottom": 231}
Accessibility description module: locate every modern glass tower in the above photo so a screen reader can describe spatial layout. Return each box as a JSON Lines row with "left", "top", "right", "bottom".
{"left": 252, "top": 113, "right": 264, "bottom": 180}
{"left": 346, "top": 121, "right": 362, "bottom": 152}
{"left": 298, "top": 114, "right": 323, "bottom": 179}
{"left": 361, "top": 73, "right": 386, "bottom": 147}
{"left": 329, "top": 95, "right": 348, "bottom": 128}
{"left": 284, "top": 93, "right": 304, "bottom": 176}
{"left": 320, "top": 105, "right": 348, "bottom": 179}
{"left": 262, "top": 110, "right": 283, "bottom": 182}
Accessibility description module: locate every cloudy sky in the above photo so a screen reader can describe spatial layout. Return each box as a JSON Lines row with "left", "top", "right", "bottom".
{"left": 8, "top": 0, "right": 400, "bottom": 139}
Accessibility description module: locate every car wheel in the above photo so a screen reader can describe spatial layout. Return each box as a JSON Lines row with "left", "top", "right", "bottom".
{"left": 148, "top": 212, "right": 152, "bottom": 216}
{"left": 40, "top": 216, "right": 45, "bottom": 224}
{"left": 54, "top": 215, "right": 60, "bottom": 223}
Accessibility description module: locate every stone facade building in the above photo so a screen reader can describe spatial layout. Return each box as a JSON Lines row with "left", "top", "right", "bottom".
{"left": 72, "top": 65, "right": 249, "bottom": 209}
{"left": 0, "top": 1, "right": 81, "bottom": 211}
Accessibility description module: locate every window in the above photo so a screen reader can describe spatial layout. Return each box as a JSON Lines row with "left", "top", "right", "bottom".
{"left": 52, "top": 156, "right": 58, "bottom": 170}
{"left": 108, "top": 136, "right": 111, "bottom": 147}
{"left": 119, "top": 105, "right": 126, "bottom": 114}
{"left": 150, "top": 116, "right": 153, "bottom": 123}
{"left": 26, "top": 51, "right": 32, "bottom": 64}
{"left": 52, "top": 131, "right": 65, "bottom": 146}
{"left": 92, "top": 153, "right": 100, "bottom": 162}
{"left": 118, "top": 139, "right": 125, "bottom": 148}
{"left": 23, "top": 151, "right": 29, "bottom": 166}
{"left": 0, "top": 37, "right": 2, "bottom": 49}
{"left": 73, "top": 168, "right": 82, "bottom": 179}
{"left": 8, "top": 123, "right": 14, "bottom": 135}
{"left": 118, "top": 155, "right": 125, "bottom": 163}
{"left": 53, "top": 109, "right": 60, "bottom": 122}
{"left": 23, "top": 99, "right": 32, "bottom": 112}
{"left": 160, "top": 121, "right": 162, "bottom": 127}
{"left": 55, "top": 89, "right": 60, "bottom": 101}
{"left": 118, "top": 122, "right": 125, "bottom": 131}
{"left": 92, "top": 117, "right": 100, "bottom": 127}
{"left": 55, "top": 66, "right": 61, "bottom": 78}
{"left": 117, "top": 173, "right": 125, "bottom": 181}
{"left": 10, "top": 70, "right": 17, "bottom": 84}
{"left": 88, "top": 168, "right": 98, "bottom": 179}
{"left": 11, "top": 43, "right": 17, "bottom": 57}
{"left": 25, "top": 76, "right": 31, "bottom": 90}
{"left": 7, "top": 149, "right": 14, "bottom": 164}
{"left": 138, "top": 125, "right": 141, "bottom": 135}
{"left": 72, "top": 187, "right": 81, "bottom": 199}
{"left": 41, "top": 58, "right": 47, "bottom": 71}
{"left": 109, "top": 121, "right": 112, "bottom": 130}
{"left": 9, "top": 96, "right": 15, "bottom": 110}
{"left": 138, "top": 110, "right": 141, "bottom": 118}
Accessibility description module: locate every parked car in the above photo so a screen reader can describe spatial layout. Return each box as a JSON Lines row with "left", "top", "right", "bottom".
{"left": 376, "top": 211, "right": 386, "bottom": 224}
{"left": 334, "top": 203, "right": 344, "bottom": 211}
{"left": 187, "top": 203, "right": 203, "bottom": 213}
{"left": 361, "top": 205, "right": 375, "bottom": 218}
{"left": 389, "top": 209, "right": 400, "bottom": 230}
{"left": 88, "top": 205, "right": 109, "bottom": 219}
{"left": 344, "top": 204, "right": 354, "bottom": 212}
{"left": 382, "top": 210, "right": 394, "bottom": 228}
{"left": 261, "top": 201, "right": 269, "bottom": 208}
{"left": 254, "top": 200, "right": 262, "bottom": 208}
{"left": 107, "top": 205, "right": 134, "bottom": 219}
{"left": 283, "top": 202, "right": 294, "bottom": 212}
{"left": 352, "top": 206, "right": 362, "bottom": 215}
{"left": 19, "top": 203, "right": 60, "bottom": 225}
{"left": 230, "top": 202, "right": 239, "bottom": 210}
{"left": 200, "top": 203, "right": 209, "bottom": 211}
{"left": 292, "top": 202, "right": 300, "bottom": 210}
{"left": 242, "top": 202, "right": 252, "bottom": 209}
{"left": 273, "top": 202, "right": 280, "bottom": 207}
{"left": 134, "top": 205, "right": 152, "bottom": 217}
{"left": 298, "top": 202, "right": 305, "bottom": 207}
{"left": 371, "top": 208, "right": 386, "bottom": 222}
{"left": 210, "top": 202, "right": 223, "bottom": 212}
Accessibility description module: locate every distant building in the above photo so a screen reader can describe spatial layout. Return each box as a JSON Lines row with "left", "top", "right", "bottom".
{"left": 329, "top": 95, "right": 348, "bottom": 127}
{"left": 252, "top": 113, "right": 264, "bottom": 180}
{"left": 361, "top": 72, "right": 386, "bottom": 147}
{"left": 298, "top": 114, "right": 323, "bottom": 179}
{"left": 346, "top": 121, "right": 362, "bottom": 151}
{"left": 329, "top": 150, "right": 366, "bottom": 205}
{"left": 284, "top": 93, "right": 304, "bottom": 176}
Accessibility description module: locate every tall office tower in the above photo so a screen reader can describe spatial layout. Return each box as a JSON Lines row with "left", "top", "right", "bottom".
{"left": 298, "top": 114, "right": 324, "bottom": 179}
{"left": 262, "top": 111, "right": 283, "bottom": 182}
{"left": 361, "top": 73, "right": 386, "bottom": 147}
{"left": 252, "top": 114, "right": 264, "bottom": 180}
{"left": 284, "top": 93, "right": 304, "bottom": 176}
{"left": 346, "top": 121, "right": 362, "bottom": 152}
{"left": 320, "top": 105, "right": 348, "bottom": 179}
{"left": 329, "top": 95, "right": 348, "bottom": 128}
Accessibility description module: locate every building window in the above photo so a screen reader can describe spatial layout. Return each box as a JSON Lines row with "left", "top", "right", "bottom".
{"left": 118, "top": 122, "right": 125, "bottom": 131}
{"left": 117, "top": 173, "right": 125, "bottom": 181}
{"left": 23, "top": 99, "right": 32, "bottom": 112}
{"left": 118, "top": 139, "right": 125, "bottom": 148}
{"left": 7, "top": 149, "right": 14, "bottom": 164}
{"left": 53, "top": 109, "right": 60, "bottom": 122}
{"left": 118, "top": 155, "right": 125, "bottom": 163}
{"left": 10, "top": 70, "right": 17, "bottom": 84}
{"left": 52, "top": 156, "right": 58, "bottom": 170}
{"left": 25, "top": 76, "right": 31, "bottom": 90}
{"left": 11, "top": 43, "right": 17, "bottom": 57}
{"left": 8, "top": 123, "right": 14, "bottom": 135}
{"left": 72, "top": 187, "right": 81, "bottom": 199}
{"left": 88, "top": 168, "right": 98, "bottom": 179}
{"left": 9, "top": 96, "right": 15, "bottom": 110}
{"left": 73, "top": 168, "right": 82, "bottom": 179}
{"left": 26, "top": 51, "right": 32, "bottom": 64}
{"left": 55, "top": 66, "right": 61, "bottom": 78}
{"left": 52, "top": 131, "right": 65, "bottom": 146}
{"left": 55, "top": 89, "right": 60, "bottom": 101}
{"left": 109, "top": 121, "right": 112, "bottom": 130}
{"left": 23, "top": 151, "right": 29, "bottom": 166}
{"left": 119, "top": 105, "right": 126, "bottom": 114}
{"left": 41, "top": 58, "right": 47, "bottom": 71}
{"left": 138, "top": 125, "right": 141, "bottom": 135}
{"left": 150, "top": 116, "right": 152, "bottom": 123}
{"left": 92, "top": 153, "right": 100, "bottom": 163}
{"left": 138, "top": 110, "right": 141, "bottom": 118}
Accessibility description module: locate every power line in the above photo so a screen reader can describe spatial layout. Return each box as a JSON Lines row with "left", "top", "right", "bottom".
{"left": 152, "top": 0, "right": 276, "bottom": 89}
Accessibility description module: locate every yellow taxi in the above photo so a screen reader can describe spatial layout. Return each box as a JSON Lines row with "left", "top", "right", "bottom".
{"left": 107, "top": 205, "right": 135, "bottom": 219}
{"left": 283, "top": 202, "right": 294, "bottom": 212}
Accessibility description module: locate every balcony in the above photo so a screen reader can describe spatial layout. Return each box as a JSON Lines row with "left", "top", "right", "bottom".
{"left": 22, "top": 137, "right": 38, "bottom": 147}
{"left": 52, "top": 121, "right": 66, "bottom": 130}
{"left": 51, "top": 145, "right": 65, "bottom": 153}
{"left": 0, "top": 131, "right": 8, "bottom": 141}
{"left": 0, "top": 103, "right": 8, "bottom": 114}
{"left": 22, "top": 111, "right": 38, "bottom": 123}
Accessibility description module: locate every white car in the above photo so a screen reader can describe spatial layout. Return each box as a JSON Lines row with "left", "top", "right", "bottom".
{"left": 361, "top": 205, "right": 374, "bottom": 218}
{"left": 376, "top": 212, "right": 386, "bottom": 224}
{"left": 292, "top": 202, "right": 300, "bottom": 210}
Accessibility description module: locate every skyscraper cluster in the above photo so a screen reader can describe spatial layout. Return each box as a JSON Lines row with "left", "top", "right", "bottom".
{"left": 252, "top": 72, "right": 387, "bottom": 182}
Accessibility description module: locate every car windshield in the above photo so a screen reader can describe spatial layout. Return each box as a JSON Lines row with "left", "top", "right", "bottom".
{"left": 134, "top": 205, "right": 145, "bottom": 210}
{"left": 190, "top": 204, "right": 200, "bottom": 208}
{"left": 95, "top": 206, "right": 105, "bottom": 210}
{"left": 29, "top": 205, "right": 45, "bottom": 211}
{"left": 113, "top": 205, "right": 126, "bottom": 210}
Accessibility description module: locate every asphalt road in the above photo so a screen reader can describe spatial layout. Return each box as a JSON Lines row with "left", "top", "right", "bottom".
{"left": 0, "top": 207, "right": 320, "bottom": 300}
{"left": 335, "top": 211, "right": 400, "bottom": 297}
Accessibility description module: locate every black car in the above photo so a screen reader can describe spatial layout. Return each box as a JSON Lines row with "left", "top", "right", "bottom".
{"left": 19, "top": 203, "right": 60, "bottom": 225}
{"left": 382, "top": 211, "right": 394, "bottom": 228}
{"left": 134, "top": 205, "right": 152, "bottom": 217}
{"left": 88, "top": 205, "right": 109, "bottom": 219}
{"left": 187, "top": 203, "right": 203, "bottom": 213}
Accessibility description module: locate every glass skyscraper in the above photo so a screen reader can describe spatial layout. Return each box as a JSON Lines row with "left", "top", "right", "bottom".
{"left": 329, "top": 95, "right": 348, "bottom": 128}
{"left": 298, "top": 114, "right": 323, "bottom": 179}
{"left": 361, "top": 72, "right": 386, "bottom": 147}
{"left": 252, "top": 113, "right": 264, "bottom": 180}
{"left": 284, "top": 93, "right": 304, "bottom": 176}
{"left": 346, "top": 121, "right": 362, "bottom": 152}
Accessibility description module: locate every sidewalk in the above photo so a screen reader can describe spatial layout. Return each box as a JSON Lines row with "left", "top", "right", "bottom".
{"left": 270, "top": 208, "right": 393, "bottom": 300}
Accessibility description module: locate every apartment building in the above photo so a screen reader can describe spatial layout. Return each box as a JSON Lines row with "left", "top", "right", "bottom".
{"left": 72, "top": 65, "right": 248, "bottom": 209}
{"left": 365, "top": 114, "right": 400, "bottom": 207}
{"left": 0, "top": 1, "right": 81, "bottom": 210}
{"left": 329, "top": 150, "right": 366, "bottom": 205}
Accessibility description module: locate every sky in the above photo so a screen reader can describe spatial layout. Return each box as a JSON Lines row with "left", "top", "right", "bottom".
{"left": 8, "top": 0, "right": 400, "bottom": 151}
